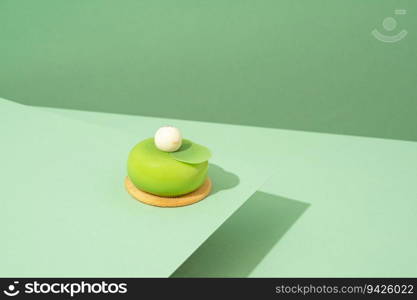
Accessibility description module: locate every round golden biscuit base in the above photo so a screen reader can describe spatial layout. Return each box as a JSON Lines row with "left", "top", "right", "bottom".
{"left": 125, "top": 177, "right": 212, "bottom": 207}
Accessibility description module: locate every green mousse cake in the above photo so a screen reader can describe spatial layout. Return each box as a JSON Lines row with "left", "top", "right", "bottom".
{"left": 127, "top": 127, "right": 211, "bottom": 197}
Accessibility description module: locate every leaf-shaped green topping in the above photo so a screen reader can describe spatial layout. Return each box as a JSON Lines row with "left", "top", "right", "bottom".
{"left": 170, "top": 139, "right": 211, "bottom": 164}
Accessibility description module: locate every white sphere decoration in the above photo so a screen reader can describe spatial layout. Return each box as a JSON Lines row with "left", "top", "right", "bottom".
{"left": 154, "top": 126, "right": 182, "bottom": 152}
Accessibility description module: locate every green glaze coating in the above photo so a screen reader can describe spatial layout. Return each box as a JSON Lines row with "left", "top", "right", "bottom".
{"left": 170, "top": 139, "right": 211, "bottom": 164}
{"left": 127, "top": 138, "right": 208, "bottom": 197}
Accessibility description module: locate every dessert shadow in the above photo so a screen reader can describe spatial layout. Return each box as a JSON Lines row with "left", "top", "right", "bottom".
{"left": 208, "top": 163, "right": 240, "bottom": 196}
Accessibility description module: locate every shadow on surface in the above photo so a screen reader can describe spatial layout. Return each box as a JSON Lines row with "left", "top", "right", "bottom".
{"left": 208, "top": 163, "right": 240, "bottom": 196}
{"left": 172, "top": 192, "right": 310, "bottom": 277}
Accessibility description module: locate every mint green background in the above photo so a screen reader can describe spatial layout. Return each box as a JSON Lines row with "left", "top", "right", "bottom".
{"left": 47, "top": 107, "right": 417, "bottom": 277}
{"left": 1, "top": 0, "right": 417, "bottom": 278}
{"left": 0, "top": 0, "right": 416, "bottom": 141}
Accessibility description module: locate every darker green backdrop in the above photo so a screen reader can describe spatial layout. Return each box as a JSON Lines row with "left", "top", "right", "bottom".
{"left": 1, "top": 0, "right": 416, "bottom": 141}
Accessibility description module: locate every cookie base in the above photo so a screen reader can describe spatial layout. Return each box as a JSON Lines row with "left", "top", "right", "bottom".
{"left": 125, "top": 177, "right": 212, "bottom": 207}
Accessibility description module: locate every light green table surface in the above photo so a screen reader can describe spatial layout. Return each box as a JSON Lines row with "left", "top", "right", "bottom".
{"left": 0, "top": 99, "right": 273, "bottom": 277}
{"left": 46, "top": 106, "right": 417, "bottom": 277}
